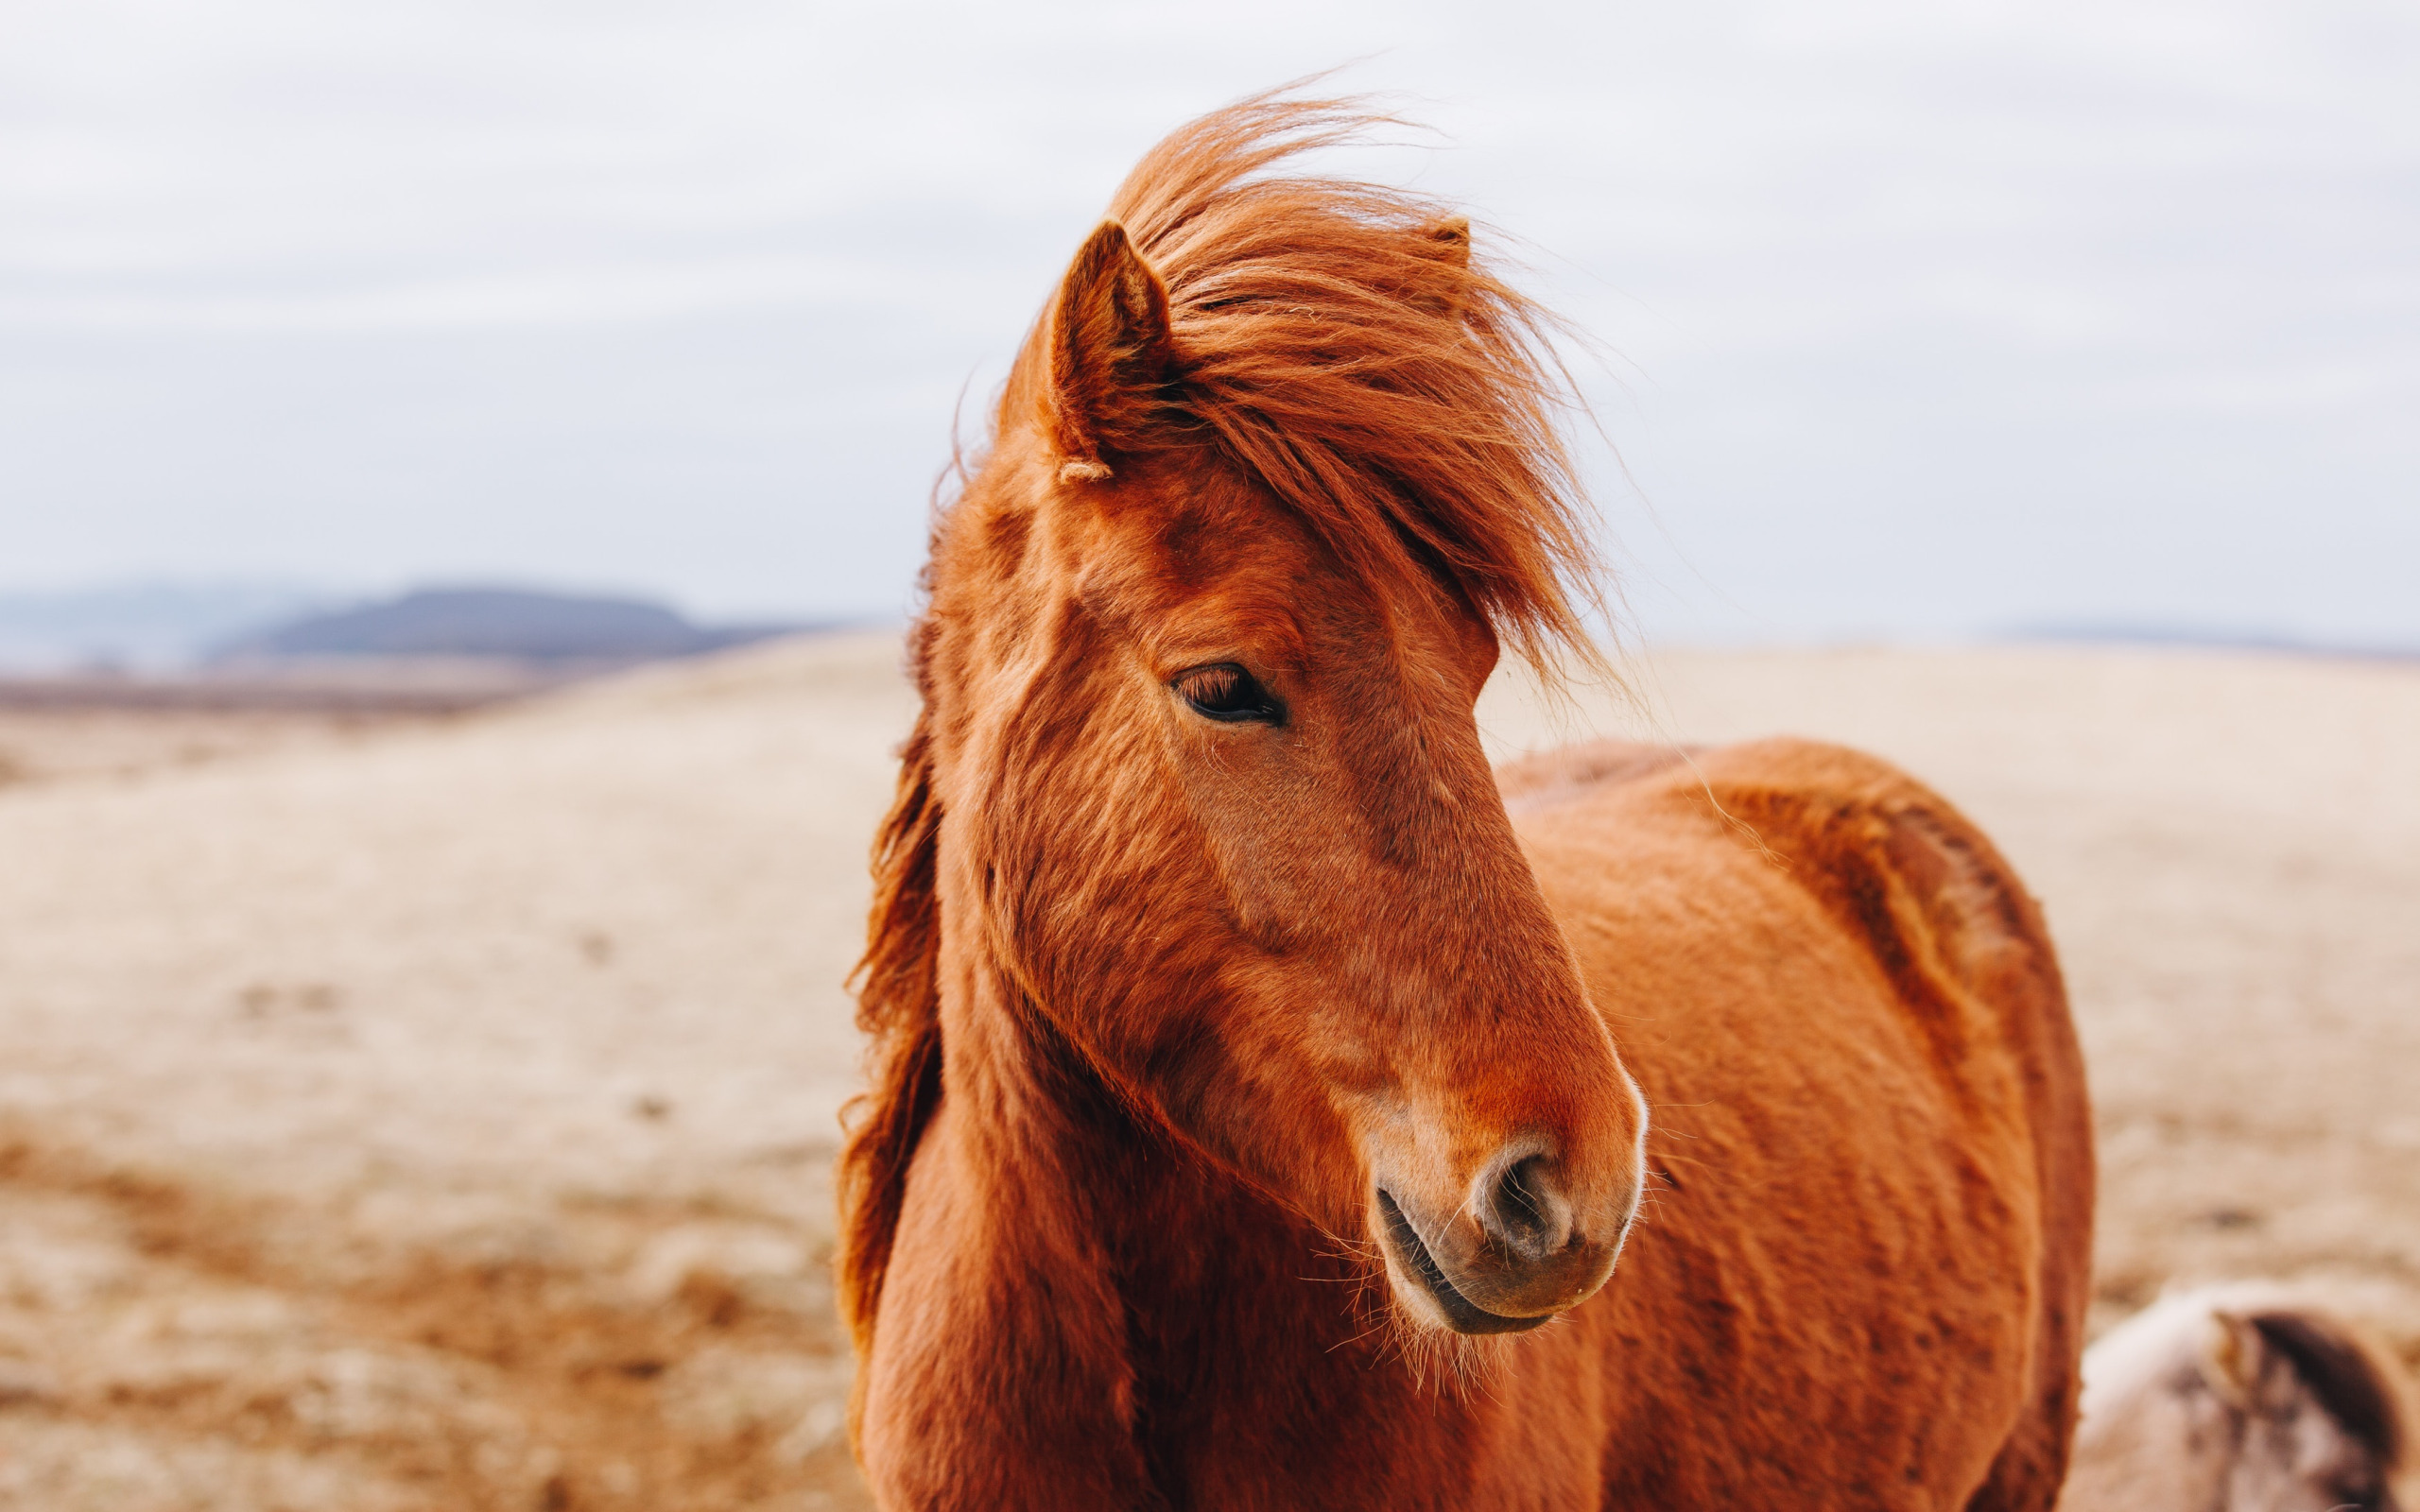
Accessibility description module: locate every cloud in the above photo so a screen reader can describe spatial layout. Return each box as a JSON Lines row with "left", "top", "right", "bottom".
{"left": 1, "top": 0, "right": 2415, "bottom": 635}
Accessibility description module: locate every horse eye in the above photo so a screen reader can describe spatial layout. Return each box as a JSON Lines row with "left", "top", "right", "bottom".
{"left": 1172, "top": 662, "right": 1286, "bottom": 725}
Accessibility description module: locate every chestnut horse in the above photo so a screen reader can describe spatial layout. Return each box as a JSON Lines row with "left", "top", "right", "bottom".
{"left": 839, "top": 93, "right": 2095, "bottom": 1510}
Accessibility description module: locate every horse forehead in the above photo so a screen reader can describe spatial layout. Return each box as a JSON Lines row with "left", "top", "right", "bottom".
{"left": 1061, "top": 475, "right": 1326, "bottom": 587}
{"left": 1058, "top": 497, "right": 1358, "bottom": 643}
{"left": 1038, "top": 466, "right": 1489, "bottom": 689}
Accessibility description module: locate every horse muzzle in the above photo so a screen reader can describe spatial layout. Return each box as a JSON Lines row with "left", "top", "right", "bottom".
{"left": 1372, "top": 1145, "right": 1634, "bottom": 1335}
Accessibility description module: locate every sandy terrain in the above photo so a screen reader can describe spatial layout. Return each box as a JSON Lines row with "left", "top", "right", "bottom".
{"left": 0, "top": 706, "right": 447, "bottom": 789}
{"left": 1, "top": 632, "right": 2414, "bottom": 1508}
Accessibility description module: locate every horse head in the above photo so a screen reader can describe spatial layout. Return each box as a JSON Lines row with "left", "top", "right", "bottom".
{"left": 895, "top": 105, "right": 1647, "bottom": 1339}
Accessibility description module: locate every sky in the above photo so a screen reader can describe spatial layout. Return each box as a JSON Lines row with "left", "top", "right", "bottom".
{"left": 4, "top": 0, "right": 2415, "bottom": 643}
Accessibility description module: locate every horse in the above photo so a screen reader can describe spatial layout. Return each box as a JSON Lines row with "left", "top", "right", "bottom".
{"left": 837, "top": 90, "right": 2096, "bottom": 1509}
{"left": 2057, "top": 1283, "right": 2415, "bottom": 1512}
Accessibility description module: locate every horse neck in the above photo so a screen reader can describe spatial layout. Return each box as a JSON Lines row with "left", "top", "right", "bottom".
{"left": 930, "top": 937, "right": 1392, "bottom": 1440}
{"left": 865, "top": 802, "right": 1495, "bottom": 1505}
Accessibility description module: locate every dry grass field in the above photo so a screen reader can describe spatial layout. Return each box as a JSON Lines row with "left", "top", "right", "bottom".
{"left": 2, "top": 631, "right": 2414, "bottom": 1509}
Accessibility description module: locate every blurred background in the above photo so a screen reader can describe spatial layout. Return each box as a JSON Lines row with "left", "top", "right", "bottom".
{"left": 5, "top": 0, "right": 2416, "bottom": 661}
{"left": 2, "top": 4, "right": 2416, "bottom": 1510}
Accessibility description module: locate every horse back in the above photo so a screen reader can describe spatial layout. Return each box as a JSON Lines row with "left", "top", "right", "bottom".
{"left": 1507, "top": 737, "right": 2094, "bottom": 1510}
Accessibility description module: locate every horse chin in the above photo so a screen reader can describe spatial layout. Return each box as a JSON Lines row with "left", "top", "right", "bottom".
{"left": 1374, "top": 1189, "right": 1557, "bottom": 1337}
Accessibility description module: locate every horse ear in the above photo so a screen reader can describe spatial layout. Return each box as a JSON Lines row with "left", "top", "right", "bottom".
{"left": 1049, "top": 220, "right": 1175, "bottom": 481}
{"left": 2198, "top": 1309, "right": 2264, "bottom": 1407}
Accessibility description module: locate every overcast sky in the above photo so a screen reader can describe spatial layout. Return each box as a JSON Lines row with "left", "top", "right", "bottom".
{"left": 4, "top": 0, "right": 2414, "bottom": 641}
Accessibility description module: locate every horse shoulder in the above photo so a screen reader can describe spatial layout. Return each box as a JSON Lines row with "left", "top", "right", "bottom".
{"left": 1694, "top": 736, "right": 2097, "bottom": 1511}
{"left": 1504, "top": 734, "right": 2074, "bottom": 1074}
{"left": 1503, "top": 735, "right": 2096, "bottom": 1510}
{"left": 1679, "top": 740, "right": 2039, "bottom": 1023}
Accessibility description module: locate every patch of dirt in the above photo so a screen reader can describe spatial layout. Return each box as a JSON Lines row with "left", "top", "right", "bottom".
{"left": 1, "top": 633, "right": 2414, "bottom": 1504}
{"left": 0, "top": 706, "right": 445, "bottom": 787}
{"left": 0, "top": 1132, "right": 864, "bottom": 1511}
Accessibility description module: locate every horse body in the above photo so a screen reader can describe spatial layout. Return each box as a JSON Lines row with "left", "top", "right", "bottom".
{"left": 843, "top": 92, "right": 2093, "bottom": 1510}
{"left": 1510, "top": 739, "right": 2092, "bottom": 1507}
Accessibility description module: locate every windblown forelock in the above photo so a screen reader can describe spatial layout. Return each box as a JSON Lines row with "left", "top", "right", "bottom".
{"left": 843, "top": 85, "right": 1613, "bottom": 1402}
{"left": 1086, "top": 87, "right": 1610, "bottom": 679}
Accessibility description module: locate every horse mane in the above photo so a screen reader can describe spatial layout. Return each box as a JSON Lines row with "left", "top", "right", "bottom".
{"left": 1085, "top": 88, "right": 1607, "bottom": 673}
{"left": 836, "top": 87, "right": 1612, "bottom": 1372}
{"left": 836, "top": 630, "right": 942, "bottom": 1364}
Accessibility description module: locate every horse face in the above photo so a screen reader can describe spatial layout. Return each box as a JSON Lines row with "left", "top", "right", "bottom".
{"left": 1095, "top": 456, "right": 1642, "bottom": 1335}
{"left": 931, "top": 225, "right": 1645, "bottom": 1332}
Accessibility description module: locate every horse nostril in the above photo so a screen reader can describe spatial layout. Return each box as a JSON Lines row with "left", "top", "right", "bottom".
{"left": 1478, "top": 1152, "right": 1573, "bottom": 1262}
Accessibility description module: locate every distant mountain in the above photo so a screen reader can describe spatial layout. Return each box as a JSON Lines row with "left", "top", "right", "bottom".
{"left": 215, "top": 587, "right": 807, "bottom": 664}
{"left": 0, "top": 581, "right": 326, "bottom": 672}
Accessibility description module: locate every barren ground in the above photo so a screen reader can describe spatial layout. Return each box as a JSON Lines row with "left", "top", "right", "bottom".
{"left": 2, "top": 633, "right": 2414, "bottom": 1508}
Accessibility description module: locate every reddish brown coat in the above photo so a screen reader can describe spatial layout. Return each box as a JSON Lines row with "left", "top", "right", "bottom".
{"left": 838, "top": 90, "right": 2093, "bottom": 1511}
